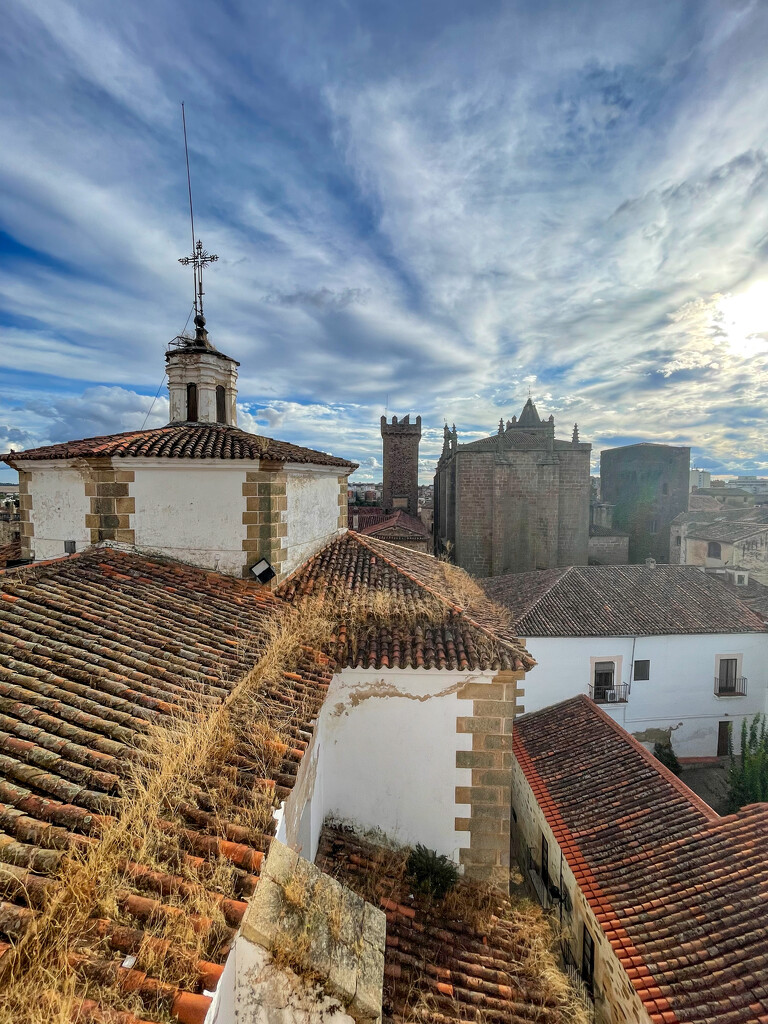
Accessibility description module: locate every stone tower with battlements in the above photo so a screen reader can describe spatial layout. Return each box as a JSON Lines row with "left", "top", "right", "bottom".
{"left": 381, "top": 414, "right": 421, "bottom": 515}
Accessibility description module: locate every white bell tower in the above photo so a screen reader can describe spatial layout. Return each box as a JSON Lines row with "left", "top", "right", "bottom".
{"left": 166, "top": 312, "right": 239, "bottom": 425}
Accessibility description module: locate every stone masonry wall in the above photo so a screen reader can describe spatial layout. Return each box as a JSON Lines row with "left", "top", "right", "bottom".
{"left": 84, "top": 459, "right": 135, "bottom": 545}
{"left": 381, "top": 416, "right": 421, "bottom": 516}
{"left": 454, "top": 452, "right": 495, "bottom": 576}
{"left": 556, "top": 447, "right": 591, "bottom": 565}
{"left": 455, "top": 669, "right": 525, "bottom": 889}
{"left": 511, "top": 757, "right": 653, "bottom": 1024}
{"left": 588, "top": 534, "right": 629, "bottom": 565}
{"left": 16, "top": 471, "right": 33, "bottom": 560}
{"left": 242, "top": 462, "right": 288, "bottom": 583}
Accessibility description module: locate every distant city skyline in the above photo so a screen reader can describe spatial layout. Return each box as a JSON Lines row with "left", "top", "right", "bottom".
{"left": 2, "top": 0, "right": 768, "bottom": 484}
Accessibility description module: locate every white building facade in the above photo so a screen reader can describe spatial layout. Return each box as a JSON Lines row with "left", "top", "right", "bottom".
{"left": 5, "top": 318, "right": 354, "bottom": 581}
{"left": 484, "top": 563, "right": 768, "bottom": 758}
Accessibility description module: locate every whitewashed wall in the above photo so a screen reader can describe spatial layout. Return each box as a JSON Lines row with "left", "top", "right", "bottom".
{"left": 131, "top": 461, "right": 248, "bottom": 575}
{"left": 283, "top": 469, "right": 343, "bottom": 578}
{"left": 522, "top": 633, "right": 768, "bottom": 757}
{"left": 289, "top": 668, "right": 517, "bottom": 863}
{"left": 24, "top": 463, "right": 91, "bottom": 560}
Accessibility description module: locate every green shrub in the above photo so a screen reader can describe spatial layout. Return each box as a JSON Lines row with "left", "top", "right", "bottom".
{"left": 653, "top": 740, "right": 681, "bottom": 775}
{"left": 406, "top": 844, "right": 459, "bottom": 899}
{"left": 728, "top": 714, "right": 768, "bottom": 811}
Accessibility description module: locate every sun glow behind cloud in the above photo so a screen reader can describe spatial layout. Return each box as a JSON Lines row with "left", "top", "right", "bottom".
{"left": 717, "top": 281, "right": 768, "bottom": 358}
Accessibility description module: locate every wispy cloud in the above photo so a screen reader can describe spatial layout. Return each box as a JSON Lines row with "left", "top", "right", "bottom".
{"left": 2, "top": 0, "right": 768, "bottom": 480}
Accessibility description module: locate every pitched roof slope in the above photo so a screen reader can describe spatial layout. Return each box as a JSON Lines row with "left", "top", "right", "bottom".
{"left": 317, "top": 824, "right": 583, "bottom": 1024}
{"left": 483, "top": 564, "right": 767, "bottom": 636}
{"left": 514, "top": 696, "right": 768, "bottom": 1024}
{"left": 2, "top": 423, "right": 356, "bottom": 469}
{"left": 358, "top": 510, "right": 429, "bottom": 538}
{"left": 278, "top": 532, "right": 533, "bottom": 671}
{"left": 0, "top": 547, "right": 333, "bottom": 1023}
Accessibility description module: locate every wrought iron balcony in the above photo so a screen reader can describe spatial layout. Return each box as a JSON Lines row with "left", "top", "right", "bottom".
{"left": 588, "top": 683, "right": 630, "bottom": 704}
{"left": 714, "top": 676, "right": 747, "bottom": 697}
{"left": 561, "top": 942, "right": 596, "bottom": 1021}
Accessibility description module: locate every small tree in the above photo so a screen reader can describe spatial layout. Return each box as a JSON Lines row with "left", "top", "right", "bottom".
{"left": 728, "top": 714, "right": 768, "bottom": 811}
{"left": 653, "top": 740, "right": 681, "bottom": 775}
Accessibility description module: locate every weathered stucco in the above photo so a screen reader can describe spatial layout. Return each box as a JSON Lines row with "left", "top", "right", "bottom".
{"left": 283, "top": 470, "right": 346, "bottom": 578}
{"left": 521, "top": 633, "right": 768, "bottom": 757}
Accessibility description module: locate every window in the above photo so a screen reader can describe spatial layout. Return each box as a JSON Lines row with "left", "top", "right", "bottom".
{"left": 676, "top": 535, "right": 681, "bottom": 546}
{"left": 633, "top": 659, "right": 650, "bottom": 681}
{"left": 581, "top": 926, "right": 595, "bottom": 989}
{"left": 718, "top": 658, "right": 738, "bottom": 693}
{"left": 649, "top": 518, "right": 658, "bottom": 534}
{"left": 717, "top": 721, "right": 732, "bottom": 756}
{"left": 593, "top": 661, "right": 614, "bottom": 701}
{"left": 541, "top": 834, "right": 550, "bottom": 892}
{"left": 186, "top": 383, "right": 198, "bottom": 422}
{"left": 708, "top": 541, "right": 722, "bottom": 559}
{"left": 216, "top": 385, "right": 226, "bottom": 424}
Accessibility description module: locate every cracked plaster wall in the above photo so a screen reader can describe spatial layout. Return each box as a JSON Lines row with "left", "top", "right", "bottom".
{"left": 310, "top": 667, "right": 497, "bottom": 861}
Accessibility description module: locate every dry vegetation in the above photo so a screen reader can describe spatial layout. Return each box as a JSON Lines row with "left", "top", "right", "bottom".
{"left": 321, "top": 827, "right": 589, "bottom": 1024}
{"left": 0, "top": 598, "right": 334, "bottom": 1024}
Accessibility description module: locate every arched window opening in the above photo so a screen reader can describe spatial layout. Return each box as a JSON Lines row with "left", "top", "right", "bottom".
{"left": 708, "top": 541, "right": 721, "bottom": 559}
{"left": 216, "top": 385, "right": 226, "bottom": 424}
{"left": 187, "top": 383, "right": 198, "bottom": 422}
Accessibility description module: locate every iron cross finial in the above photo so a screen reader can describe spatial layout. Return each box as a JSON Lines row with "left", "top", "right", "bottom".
{"left": 178, "top": 239, "right": 219, "bottom": 320}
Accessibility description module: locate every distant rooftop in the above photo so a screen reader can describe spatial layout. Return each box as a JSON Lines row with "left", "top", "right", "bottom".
{"left": 483, "top": 563, "right": 767, "bottom": 636}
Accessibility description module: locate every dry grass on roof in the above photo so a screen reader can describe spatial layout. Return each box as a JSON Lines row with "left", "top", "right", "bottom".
{"left": 0, "top": 597, "right": 335, "bottom": 1024}
{"left": 317, "top": 825, "right": 589, "bottom": 1024}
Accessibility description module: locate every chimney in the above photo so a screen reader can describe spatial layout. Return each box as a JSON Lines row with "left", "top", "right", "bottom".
{"left": 645, "top": 557, "right": 656, "bottom": 568}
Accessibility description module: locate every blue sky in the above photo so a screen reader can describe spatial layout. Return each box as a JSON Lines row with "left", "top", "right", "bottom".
{"left": 2, "top": 0, "right": 768, "bottom": 481}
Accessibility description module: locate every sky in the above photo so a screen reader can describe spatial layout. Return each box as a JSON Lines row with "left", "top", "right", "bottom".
{"left": 2, "top": 0, "right": 768, "bottom": 482}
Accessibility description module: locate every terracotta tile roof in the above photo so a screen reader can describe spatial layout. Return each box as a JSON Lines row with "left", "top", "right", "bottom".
{"left": 358, "top": 510, "right": 429, "bottom": 539}
{"left": 278, "top": 532, "right": 534, "bottom": 671}
{"left": 317, "top": 825, "right": 579, "bottom": 1024}
{"left": 0, "top": 537, "right": 21, "bottom": 569}
{"left": 347, "top": 507, "right": 389, "bottom": 531}
{"left": 688, "top": 494, "right": 724, "bottom": 511}
{"left": 2, "top": 423, "right": 356, "bottom": 469}
{"left": 483, "top": 564, "right": 767, "bottom": 636}
{"left": 0, "top": 547, "right": 333, "bottom": 1022}
{"left": 513, "top": 696, "right": 768, "bottom": 1023}
{"left": 687, "top": 519, "right": 768, "bottom": 543}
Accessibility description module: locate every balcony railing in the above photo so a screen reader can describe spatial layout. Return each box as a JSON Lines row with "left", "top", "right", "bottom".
{"left": 714, "top": 676, "right": 748, "bottom": 697}
{"left": 525, "top": 846, "right": 551, "bottom": 909}
{"left": 561, "top": 942, "right": 596, "bottom": 1022}
{"left": 588, "top": 683, "right": 630, "bottom": 704}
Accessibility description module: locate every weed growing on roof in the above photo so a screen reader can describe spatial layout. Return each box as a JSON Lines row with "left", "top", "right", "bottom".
{"left": 0, "top": 597, "right": 334, "bottom": 1024}
{"left": 406, "top": 845, "right": 459, "bottom": 899}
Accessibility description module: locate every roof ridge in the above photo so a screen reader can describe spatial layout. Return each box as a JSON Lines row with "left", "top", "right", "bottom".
{"left": 509, "top": 565, "right": 574, "bottom": 626}
{"left": 352, "top": 533, "right": 525, "bottom": 658}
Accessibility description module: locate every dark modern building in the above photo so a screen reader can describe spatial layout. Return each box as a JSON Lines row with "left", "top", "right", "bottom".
{"left": 434, "top": 399, "right": 591, "bottom": 578}
{"left": 600, "top": 442, "right": 690, "bottom": 564}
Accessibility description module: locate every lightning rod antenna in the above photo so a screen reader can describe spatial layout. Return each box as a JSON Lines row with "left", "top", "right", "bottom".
{"left": 181, "top": 103, "right": 198, "bottom": 316}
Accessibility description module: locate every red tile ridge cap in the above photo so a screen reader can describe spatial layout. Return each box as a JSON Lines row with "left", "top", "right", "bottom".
{"left": 0, "top": 549, "right": 88, "bottom": 576}
{"left": 512, "top": 731, "right": 679, "bottom": 1024}
{"left": 351, "top": 533, "right": 534, "bottom": 665}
